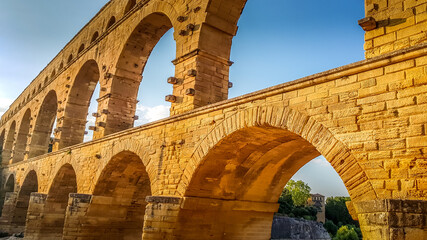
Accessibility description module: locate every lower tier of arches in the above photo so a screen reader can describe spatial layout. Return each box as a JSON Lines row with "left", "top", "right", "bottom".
{"left": 0, "top": 194, "right": 425, "bottom": 240}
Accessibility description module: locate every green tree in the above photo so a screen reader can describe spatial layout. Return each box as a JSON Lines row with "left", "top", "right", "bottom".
{"left": 333, "top": 226, "right": 358, "bottom": 240}
{"left": 324, "top": 220, "right": 338, "bottom": 236}
{"left": 278, "top": 188, "right": 294, "bottom": 214}
{"left": 345, "top": 225, "right": 362, "bottom": 240}
{"left": 325, "top": 197, "right": 356, "bottom": 226}
{"left": 277, "top": 183, "right": 317, "bottom": 221}
{"left": 285, "top": 180, "right": 311, "bottom": 206}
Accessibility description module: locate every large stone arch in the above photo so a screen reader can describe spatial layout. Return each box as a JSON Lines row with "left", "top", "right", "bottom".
{"left": 3, "top": 174, "right": 15, "bottom": 192}
{"left": 10, "top": 170, "right": 38, "bottom": 232}
{"left": 59, "top": 59, "right": 100, "bottom": 148}
{"left": 29, "top": 90, "right": 58, "bottom": 158}
{"left": 183, "top": 105, "right": 376, "bottom": 200}
{"left": 0, "top": 174, "right": 15, "bottom": 217}
{"left": 123, "top": 0, "right": 136, "bottom": 14}
{"left": 174, "top": 105, "right": 377, "bottom": 239}
{"left": 62, "top": 150, "right": 152, "bottom": 239}
{"left": 35, "top": 163, "right": 77, "bottom": 239}
{"left": 95, "top": 6, "right": 177, "bottom": 138}
{"left": 13, "top": 109, "right": 32, "bottom": 163}
{"left": 0, "top": 129, "right": 5, "bottom": 165}
{"left": 2, "top": 121, "right": 16, "bottom": 165}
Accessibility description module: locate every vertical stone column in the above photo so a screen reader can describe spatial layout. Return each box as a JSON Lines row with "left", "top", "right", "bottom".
{"left": 142, "top": 196, "right": 182, "bottom": 240}
{"left": 0, "top": 192, "right": 17, "bottom": 232}
{"left": 56, "top": 110, "right": 89, "bottom": 149}
{"left": 63, "top": 194, "right": 147, "bottom": 240}
{"left": 0, "top": 190, "right": 11, "bottom": 217}
{"left": 354, "top": 199, "right": 427, "bottom": 240}
{"left": 170, "top": 50, "right": 232, "bottom": 115}
{"left": 62, "top": 193, "right": 92, "bottom": 240}
{"left": 2, "top": 148, "right": 12, "bottom": 166}
{"left": 24, "top": 193, "right": 47, "bottom": 239}
{"left": 142, "top": 196, "right": 280, "bottom": 240}
{"left": 174, "top": 197, "right": 280, "bottom": 240}
{"left": 93, "top": 72, "right": 142, "bottom": 139}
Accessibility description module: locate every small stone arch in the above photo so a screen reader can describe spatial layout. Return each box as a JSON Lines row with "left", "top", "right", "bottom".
{"left": 78, "top": 43, "right": 85, "bottom": 54}
{"left": 28, "top": 90, "right": 58, "bottom": 158}
{"left": 2, "top": 121, "right": 16, "bottom": 165}
{"left": 90, "top": 31, "right": 99, "bottom": 43}
{"left": 38, "top": 163, "right": 77, "bottom": 239}
{"left": 106, "top": 16, "right": 116, "bottom": 30}
{"left": 11, "top": 170, "right": 38, "bottom": 232}
{"left": 60, "top": 59, "right": 100, "bottom": 148}
{"left": 59, "top": 61, "right": 64, "bottom": 70}
{"left": 124, "top": 0, "right": 136, "bottom": 14}
{"left": 67, "top": 54, "right": 73, "bottom": 64}
{"left": 13, "top": 109, "right": 32, "bottom": 163}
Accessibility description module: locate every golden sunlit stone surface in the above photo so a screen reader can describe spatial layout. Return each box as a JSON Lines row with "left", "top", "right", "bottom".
{"left": 0, "top": 0, "right": 426, "bottom": 239}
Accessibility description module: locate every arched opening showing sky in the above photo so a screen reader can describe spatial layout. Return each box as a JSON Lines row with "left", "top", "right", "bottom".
{"left": 0, "top": 0, "right": 366, "bottom": 197}
{"left": 133, "top": 29, "right": 175, "bottom": 127}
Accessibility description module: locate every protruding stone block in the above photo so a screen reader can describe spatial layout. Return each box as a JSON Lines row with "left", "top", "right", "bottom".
{"left": 165, "top": 95, "right": 176, "bottom": 103}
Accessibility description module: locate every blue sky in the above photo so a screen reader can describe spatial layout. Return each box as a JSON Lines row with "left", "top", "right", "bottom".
{"left": 0, "top": 0, "right": 366, "bottom": 197}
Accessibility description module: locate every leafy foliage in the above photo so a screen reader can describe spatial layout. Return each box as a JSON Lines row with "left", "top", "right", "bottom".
{"left": 278, "top": 188, "right": 294, "bottom": 214}
{"left": 324, "top": 197, "right": 362, "bottom": 239}
{"left": 323, "top": 220, "right": 338, "bottom": 236}
{"left": 285, "top": 180, "right": 311, "bottom": 206}
{"left": 333, "top": 226, "right": 358, "bottom": 240}
{"left": 277, "top": 181, "right": 317, "bottom": 221}
{"left": 276, "top": 181, "right": 363, "bottom": 239}
{"left": 346, "top": 224, "right": 362, "bottom": 239}
{"left": 325, "top": 197, "right": 356, "bottom": 226}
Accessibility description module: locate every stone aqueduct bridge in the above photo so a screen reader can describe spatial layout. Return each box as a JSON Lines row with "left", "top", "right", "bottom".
{"left": 0, "top": 0, "right": 426, "bottom": 239}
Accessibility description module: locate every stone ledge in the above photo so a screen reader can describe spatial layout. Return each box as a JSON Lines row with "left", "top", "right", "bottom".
{"left": 181, "top": 197, "right": 280, "bottom": 213}
{"left": 145, "top": 196, "right": 181, "bottom": 204}
{"left": 354, "top": 199, "right": 427, "bottom": 214}
{"left": 69, "top": 193, "right": 92, "bottom": 203}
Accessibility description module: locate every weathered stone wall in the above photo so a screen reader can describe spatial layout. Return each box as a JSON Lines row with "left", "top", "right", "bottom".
{"left": 0, "top": 42, "right": 425, "bottom": 239}
{"left": 0, "top": 0, "right": 425, "bottom": 239}
{"left": 1, "top": 44, "right": 426, "bottom": 199}
{"left": 363, "top": 0, "right": 427, "bottom": 58}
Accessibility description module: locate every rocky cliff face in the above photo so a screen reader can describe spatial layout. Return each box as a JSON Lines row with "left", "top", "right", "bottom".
{"left": 271, "top": 216, "right": 331, "bottom": 240}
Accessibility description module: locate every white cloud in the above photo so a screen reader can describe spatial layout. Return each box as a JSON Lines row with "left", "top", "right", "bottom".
{"left": 0, "top": 97, "right": 13, "bottom": 118}
{"left": 83, "top": 115, "right": 96, "bottom": 142}
{"left": 135, "top": 104, "right": 170, "bottom": 126}
{"left": 311, "top": 156, "right": 331, "bottom": 167}
{"left": 81, "top": 104, "right": 170, "bottom": 142}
